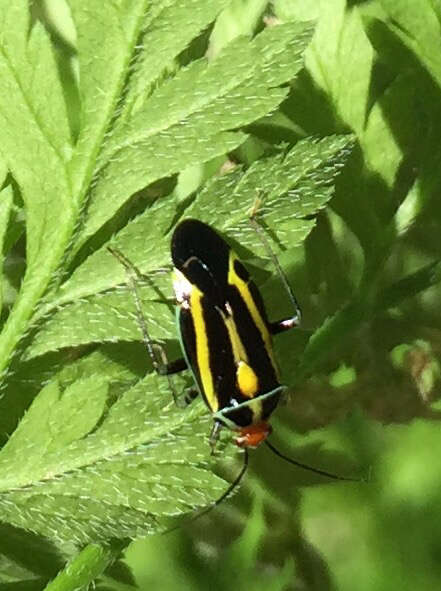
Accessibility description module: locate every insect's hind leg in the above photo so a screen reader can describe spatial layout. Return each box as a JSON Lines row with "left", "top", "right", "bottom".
{"left": 107, "top": 246, "right": 189, "bottom": 407}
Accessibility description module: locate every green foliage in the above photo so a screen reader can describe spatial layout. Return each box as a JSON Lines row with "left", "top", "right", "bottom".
{"left": 0, "top": 0, "right": 441, "bottom": 590}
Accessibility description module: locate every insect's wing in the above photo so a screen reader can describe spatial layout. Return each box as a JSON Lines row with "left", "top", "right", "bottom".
{"left": 176, "top": 283, "right": 235, "bottom": 413}
{"left": 172, "top": 219, "right": 281, "bottom": 427}
{"left": 225, "top": 257, "right": 281, "bottom": 420}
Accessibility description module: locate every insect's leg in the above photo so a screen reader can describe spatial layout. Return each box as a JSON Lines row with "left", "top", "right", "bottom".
{"left": 107, "top": 246, "right": 187, "bottom": 406}
{"left": 183, "top": 387, "right": 199, "bottom": 406}
{"left": 248, "top": 199, "right": 301, "bottom": 333}
{"left": 158, "top": 355, "right": 198, "bottom": 407}
{"left": 209, "top": 420, "right": 224, "bottom": 455}
{"left": 157, "top": 356, "right": 188, "bottom": 375}
{"left": 270, "top": 316, "right": 300, "bottom": 335}
{"left": 150, "top": 339, "right": 197, "bottom": 407}
{"left": 151, "top": 340, "right": 189, "bottom": 408}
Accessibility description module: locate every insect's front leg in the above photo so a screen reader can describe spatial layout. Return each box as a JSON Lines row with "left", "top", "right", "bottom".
{"left": 156, "top": 354, "right": 198, "bottom": 408}
{"left": 157, "top": 356, "right": 188, "bottom": 375}
{"left": 108, "top": 246, "right": 194, "bottom": 408}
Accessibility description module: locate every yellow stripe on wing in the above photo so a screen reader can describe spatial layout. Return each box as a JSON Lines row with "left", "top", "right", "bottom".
{"left": 190, "top": 286, "right": 218, "bottom": 412}
{"left": 228, "top": 253, "right": 279, "bottom": 379}
{"left": 224, "top": 313, "right": 247, "bottom": 364}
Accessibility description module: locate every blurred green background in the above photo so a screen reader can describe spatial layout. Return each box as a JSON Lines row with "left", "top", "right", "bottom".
{"left": 22, "top": 0, "right": 441, "bottom": 590}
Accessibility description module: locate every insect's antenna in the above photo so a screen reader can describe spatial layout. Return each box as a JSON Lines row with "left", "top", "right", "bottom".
{"left": 265, "top": 440, "right": 360, "bottom": 482}
{"left": 107, "top": 246, "right": 180, "bottom": 403}
{"left": 163, "top": 449, "right": 249, "bottom": 535}
{"left": 249, "top": 199, "right": 301, "bottom": 325}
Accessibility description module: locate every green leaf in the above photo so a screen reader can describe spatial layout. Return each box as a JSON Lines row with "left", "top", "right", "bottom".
{"left": 54, "top": 200, "right": 175, "bottom": 306}
{"left": 0, "top": 377, "right": 108, "bottom": 472}
{"left": 66, "top": 0, "right": 150, "bottom": 194}
{"left": 0, "top": 186, "right": 13, "bottom": 312}
{"left": 104, "top": 22, "right": 313, "bottom": 162}
{"left": 273, "top": 0, "right": 321, "bottom": 21}
{"left": 27, "top": 135, "right": 352, "bottom": 359}
{"left": 0, "top": 372, "right": 232, "bottom": 544}
{"left": 208, "top": 0, "right": 267, "bottom": 56}
{"left": 26, "top": 279, "right": 176, "bottom": 359}
{"left": 0, "top": 1, "right": 72, "bottom": 267}
{"left": 118, "top": 0, "right": 231, "bottom": 124}
{"left": 332, "top": 67, "right": 423, "bottom": 257}
{"left": 0, "top": 1, "right": 75, "bottom": 377}
{"left": 185, "top": 135, "right": 354, "bottom": 252}
{"left": 26, "top": 199, "right": 177, "bottom": 358}
{"left": 300, "top": 416, "right": 441, "bottom": 590}
{"left": 378, "top": 0, "right": 441, "bottom": 89}
{"left": 76, "top": 129, "right": 245, "bottom": 252}
{"left": 0, "top": 523, "right": 65, "bottom": 583}
{"left": 305, "top": 0, "right": 374, "bottom": 134}
{"left": 362, "top": 73, "right": 419, "bottom": 188}
{"left": 3, "top": 15, "right": 316, "bottom": 366}
{"left": 297, "top": 300, "right": 366, "bottom": 382}
{"left": 226, "top": 495, "right": 266, "bottom": 570}
{"left": 74, "top": 21, "right": 313, "bottom": 251}
{"left": 103, "top": 559, "right": 137, "bottom": 588}
{"left": 377, "top": 261, "right": 441, "bottom": 310}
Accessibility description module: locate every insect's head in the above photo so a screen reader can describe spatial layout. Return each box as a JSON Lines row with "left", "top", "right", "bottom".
{"left": 235, "top": 421, "right": 272, "bottom": 448}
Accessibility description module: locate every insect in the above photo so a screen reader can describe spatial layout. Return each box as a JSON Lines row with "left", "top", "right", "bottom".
{"left": 170, "top": 218, "right": 298, "bottom": 448}
{"left": 109, "top": 214, "right": 356, "bottom": 519}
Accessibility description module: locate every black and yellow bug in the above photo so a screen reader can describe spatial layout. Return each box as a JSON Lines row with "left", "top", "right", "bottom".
{"left": 171, "top": 219, "right": 298, "bottom": 449}
{"left": 109, "top": 216, "right": 355, "bottom": 516}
